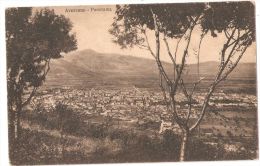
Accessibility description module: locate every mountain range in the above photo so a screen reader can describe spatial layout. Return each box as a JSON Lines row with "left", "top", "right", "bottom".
{"left": 44, "top": 49, "right": 256, "bottom": 88}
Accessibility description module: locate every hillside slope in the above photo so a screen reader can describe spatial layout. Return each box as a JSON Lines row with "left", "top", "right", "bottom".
{"left": 45, "top": 49, "right": 256, "bottom": 88}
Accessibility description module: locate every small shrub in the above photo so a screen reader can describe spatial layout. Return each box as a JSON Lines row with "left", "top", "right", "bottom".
{"left": 53, "top": 102, "right": 84, "bottom": 136}
{"left": 30, "top": 103, "right": 48, "bottom": 126}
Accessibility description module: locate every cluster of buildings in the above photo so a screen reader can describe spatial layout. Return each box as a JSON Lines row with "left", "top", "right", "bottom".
{"left": 30, "top": 86, "right": 257, "bottom": 134}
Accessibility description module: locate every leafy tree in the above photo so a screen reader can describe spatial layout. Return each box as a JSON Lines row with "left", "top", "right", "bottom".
{"left": 110, "top": 2, "right": 255, "bottom": 161}
{"left": 6, "top": 8, "right": 77, "bottom": 144}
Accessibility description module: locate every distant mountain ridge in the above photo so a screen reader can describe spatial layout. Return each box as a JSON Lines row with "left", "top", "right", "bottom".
{"left": 44, "top": 49, "right": 256, "bottom": 88}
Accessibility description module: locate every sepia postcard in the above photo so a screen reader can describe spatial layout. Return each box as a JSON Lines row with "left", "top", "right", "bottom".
{"left": 3, "top": 0, "right": 258, "bottom": 165}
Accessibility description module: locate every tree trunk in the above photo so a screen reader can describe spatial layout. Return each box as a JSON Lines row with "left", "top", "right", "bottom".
{"left": 14, "top": 95, "right": 22, "bottom": 140}
{"left": 8, "top": 105, "right": 16, "bottom": 151}
{"left": 8, "top": 106, "right": 14, "bottom": 136}
{"left": 59, "top": 112, "right": 64, "bottom": 159}
{"left": 16, "top": 104, "right": 22, "bottom": 140}
{"left": 179, "top": 130, "right": 189, "bottom": 161}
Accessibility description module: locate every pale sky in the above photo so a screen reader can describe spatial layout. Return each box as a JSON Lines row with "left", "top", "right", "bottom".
{"left": 48, "top": 5, "right": 256, "bottom": 64}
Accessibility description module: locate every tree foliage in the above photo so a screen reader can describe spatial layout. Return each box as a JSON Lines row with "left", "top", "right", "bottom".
{"left": 201, "top": 2, "right": 255, "bottom": 41}
{"left": 6, "top": 8, "right": 77, "bottom": 93}
{"left": 6, "top": 7, "right": 77, "bottom": 141}
{"left": 110, "top": 3, "right": 205, "bottom": 48}
{"left": 110, "top": 2, "right": 255, "bottom": 47}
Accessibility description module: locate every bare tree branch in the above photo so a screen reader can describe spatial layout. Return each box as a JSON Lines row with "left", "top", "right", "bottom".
{"left": 227, "top": 30, "right": 250, "bottom": 47}
{"left": 197, "top": 32, "right": 206, "bottom": 78}
{"left": 21, "top": 87, "right": 37, "bottom": 107}
{"left": 171, "top": 15, "right": 200, "bottom": 96}
{"left": 190, "top": 28, "right": 247, "bottom": 132}
{"left": 189, "top": 83, "right": 216, "bottom": 132}
{"left": 217, "top": 43, "right": 249, "bottom": 83}
{"left": 222, "top": 28, "right": 237, "bottom": 65}
{"left": 163, "top": 34, "right": 178, "bottom": 83}
{"left": 185, "top": 97, "right": 192, "bottom": 125}
{"left": 150, "top": 9, "right": 173, "bottom": 87}
{"left": 151, "top": 9, "right": 189, "bottom": 128}
{"left": 143, "top": 28, "right": 156, "bottom": 58}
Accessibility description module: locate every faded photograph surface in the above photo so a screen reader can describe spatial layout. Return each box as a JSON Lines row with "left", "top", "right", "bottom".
{"left": 6, "top": 1, "right": 257, "bottom": 165}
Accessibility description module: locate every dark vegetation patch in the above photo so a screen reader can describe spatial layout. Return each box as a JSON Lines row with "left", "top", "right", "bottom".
{"left": 10, "top": 128, "right": 257, "bottom": 165}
